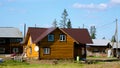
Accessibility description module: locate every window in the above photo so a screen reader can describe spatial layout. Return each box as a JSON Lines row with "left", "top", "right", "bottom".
{"left": 92, "top": 49, "right": 99, "bottom": 53}
{"left": 0, "top": 39, "right": 5, "bottom": 44}
{"left": 48, "top": 34, "right": 54, "bottom": 41}
{"left": 10, "top": 38, "right": 22, "bottom": 43}
{"left": 82, "top": 48, "right": 85, "bottom": 55}
{"left": 29, "top": 47, "right": 32, "bottom": 54}
{"left": 13, "top": 48, "right": 19, "bottom": 53}
{"left": 43, "top": 48, "right": 50, "bottom": 54}
{"left": 60, "top": 34, "right": 66, "bottom": 41}
{"left": 0, "top": 48, "right": 5, "bottom": 53}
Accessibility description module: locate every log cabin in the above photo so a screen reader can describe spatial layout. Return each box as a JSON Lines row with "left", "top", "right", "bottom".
{"left": 23, "top": 27, "right": 92, "bottom": 60}
{"left": 0, "top": 27, "right": 23, "bottom": 54}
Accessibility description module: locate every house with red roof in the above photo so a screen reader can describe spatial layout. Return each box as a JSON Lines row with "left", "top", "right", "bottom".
{"left": 23, "top": 27, "right": 92, "bottom": 60}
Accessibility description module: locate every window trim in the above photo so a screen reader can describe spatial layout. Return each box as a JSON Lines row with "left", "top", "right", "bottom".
{"left": 59, "top": 34, "right": 66, "bottom": 41}
{"left": 48, "top": 34, "right": 54, "bottom": 42}
{"left": 43, "top": 47, "right": 50, "bottom": 55}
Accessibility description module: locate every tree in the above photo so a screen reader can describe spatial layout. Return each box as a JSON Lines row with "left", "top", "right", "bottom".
{"left": 67, "top": 19, "right": 72, "bottom": 28}
{"left": 102, "top": 37, "right": 106, "bottom": 39}
{"left": 91, "top": 33, "right": 96, "bottom": 39}
{"left": 59, "top": 9, "right": 68, "bottom": 28}
{"left": 52, "top": 19, "right": 57, "bottom": 28}
{"left": 111, "top": 35, "right": 116, "bottom": 42}
{"left": 90, "top": 26, "right": 96, "bottom": 39}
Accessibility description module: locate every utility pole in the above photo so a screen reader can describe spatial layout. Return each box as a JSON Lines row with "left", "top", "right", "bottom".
{"left": 115, "top": 19, "right": 119, "bottom": 57}
{"left": 24, "top": 23, "right": 26, "bottom": 39}
{"left": 35, "top": 24, "right": 36, "bottom": 27}
{"left": 83, "top": 24, "right": 84, "bottom": 28}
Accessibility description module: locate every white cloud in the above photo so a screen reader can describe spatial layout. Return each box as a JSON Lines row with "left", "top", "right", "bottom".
{"left": 110, "top": 0, "right": 120, "bottom": 4}
{"left": 98, "top": 3, "right": 108, "bottom": 10}
{"left": 73, "top": 3, "right": 108, "bottom": 11}
{"left": 73, "top": 0, "right": 120, "bottom": 11}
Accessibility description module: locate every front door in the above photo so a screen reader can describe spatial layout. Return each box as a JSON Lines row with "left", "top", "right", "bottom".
{"left": 74, "top": 42, "right": 86, "bottom": 60}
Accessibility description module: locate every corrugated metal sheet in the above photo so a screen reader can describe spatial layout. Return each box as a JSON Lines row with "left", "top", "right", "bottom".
{"left": 0, "top": 27, "right": 23, "bottom": 38}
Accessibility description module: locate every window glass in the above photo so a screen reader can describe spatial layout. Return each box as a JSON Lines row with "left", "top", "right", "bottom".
{"left": 13, "top": 48, "right": 19, "bottom": 53}
{"left": 43, "top": 48, "right": 50, "bottom": 54}
{"left": 92, "top": 49, "right": 99, "bottom": 53}
{"left": 0, "top": 39, "right": 5, "bottom": 44}
{"left": 48, "top": 34, "right": 54, "bottom": 41}
{"left": 10, "top": 38, "right": 22, "bottom": 43}
{"left": 0, "top": 48, "right": 5, "bottom": 53}
{"left": 60, "top": 34, "right": 66, "bottom": 41}
{"left": 29, "top": 47, "right": 32, "bottom": 54}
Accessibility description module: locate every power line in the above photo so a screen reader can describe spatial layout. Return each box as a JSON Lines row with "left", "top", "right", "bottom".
{"left": 97, "top": 21, "right": 115, "bottom": 29}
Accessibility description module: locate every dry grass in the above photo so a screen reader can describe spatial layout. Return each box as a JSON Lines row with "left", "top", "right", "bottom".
{"left": 0, "top": 62, "right": 120, "bottom": 68}
{"left": 0, "top": 60, "right": 120, "bottom": 68}
{"left": 83, "top": 62, "right": 120, "bottom": 68}
{"left": 0, "top": 57, "right": 120, "bottom": 68}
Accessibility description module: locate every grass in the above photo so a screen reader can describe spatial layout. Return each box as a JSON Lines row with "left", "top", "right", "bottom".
{"left": 0, "top": 60, "right": 84, "bottom": 68}
{"left": 0, "top": 59, "right": 120, "bottom": 68}
{"left": 0, "top": 60, "right": 29, "bottom": 66}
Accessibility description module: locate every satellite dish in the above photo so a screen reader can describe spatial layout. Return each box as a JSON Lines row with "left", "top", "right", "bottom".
{"left": 34, "top": 46, "right": 39, "bottom": 52}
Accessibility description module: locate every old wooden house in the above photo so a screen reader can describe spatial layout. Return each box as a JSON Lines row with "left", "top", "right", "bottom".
{"left": 23, "top": 27, "right": 92, "bottom": 60}
{"left": 87, "top": 39, "right": 111, "bottom": 57}
{"left": 0, "top": 27, "right": 23, "bottom": 54}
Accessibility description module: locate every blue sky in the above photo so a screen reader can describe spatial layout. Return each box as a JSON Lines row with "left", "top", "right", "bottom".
{"left": 0, "top": 0, "right": 120, "bottom": 40}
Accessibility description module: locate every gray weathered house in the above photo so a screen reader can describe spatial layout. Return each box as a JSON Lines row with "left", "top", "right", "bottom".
{"left": 0, "top": 27, "right": 23, "bottom": 54}
{"left": 87, "top": 39, "right": 111, "bottom": 57}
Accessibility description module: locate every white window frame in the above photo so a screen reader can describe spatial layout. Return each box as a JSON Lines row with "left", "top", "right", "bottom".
{"left": 60, "top": 34, "right": 66, "bottom": 41}
{"left": 43, "top": 48, "right": 50, "bottom": 54}
{"left": 48, "top": 34, "right": 54, "bottom": 41}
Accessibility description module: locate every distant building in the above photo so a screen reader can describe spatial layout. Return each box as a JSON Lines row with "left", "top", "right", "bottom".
{"left": 0, "top": 27, "right": 23, "bottom": 54}
{"left": 111, "top": 42, "right": 120, "bottom": 57}
{"left": 87, "top": 39, "right": 111, "bottom": 57}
